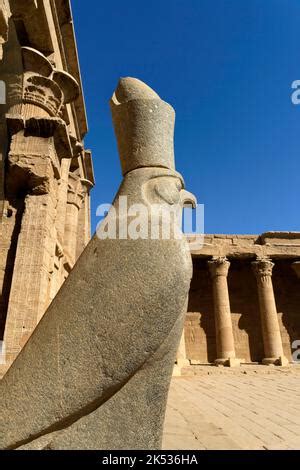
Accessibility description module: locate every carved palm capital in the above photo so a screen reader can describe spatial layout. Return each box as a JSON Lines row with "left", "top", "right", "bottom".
{"left": 8, "top": 47, "right": 79, "bottom": 119}
{"left": 208, "top": 257, "right": 230, "bottom": 278}
{"left": 252, "top": 258, "right": 274, "bottom": 277}
{"left": 252, "top": 258, "right": 274, "bottom": 286}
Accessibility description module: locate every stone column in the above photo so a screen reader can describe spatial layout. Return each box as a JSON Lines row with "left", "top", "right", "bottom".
{"left": 208, "top": 257, "right": 241, "bottom": 366}
{"left": 64, "top": 174, "right": 84, "bottom": 265}
{"left": 56, "top": 158, "right": 71, "bottom": 244}
{"left": 252, "top": 258, "right": 288, "bottom": 365}
{"left": 3, "top": 142, "right": 59, "bottom": 365}
{"left": 0, "top": 77, "right": 196, "bottom": 450}
{"left": 76, "top": 178, "right": 93, "bottom": 259}
{"left": 1, "top": 46, "right": 80, "bottom": 371}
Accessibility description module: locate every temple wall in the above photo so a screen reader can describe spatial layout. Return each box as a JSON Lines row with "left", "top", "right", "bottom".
{"left": 185, "top": 259, "right": 216, "bottom": 364}
{"left": 184, "top": 235, "right": 300, "bottom": 366}
{"left": 273, "top": 260, "right": 300, "bottom": 360}
{"left": 0, "top": 2, "right": 299, "bottom": 381}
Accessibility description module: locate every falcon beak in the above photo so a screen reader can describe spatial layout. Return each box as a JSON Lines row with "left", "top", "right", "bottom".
{"left": 180, "top": 190, "right": 197, "bottom": 209}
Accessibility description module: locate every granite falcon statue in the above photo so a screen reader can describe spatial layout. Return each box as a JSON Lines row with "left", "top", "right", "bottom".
{"left": 0, "top": 77, "right": 196, "bottom": 450}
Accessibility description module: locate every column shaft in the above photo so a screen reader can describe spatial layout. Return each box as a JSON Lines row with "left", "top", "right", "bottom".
{"left": 56, "top": 158, "right": 71, "bottom": 243}
{"left": 208, "top": 257, "right": 240, "bottom": 366}
{"left": 63, "top": 174, "right": 84, "bottom": 265}
{"left": 252, "top": 259, "right": 287, "bottom": 365}
{"left": 3, "top": 191, "right": 57, "bottom": 365}
{"left": 64, "top": 201, "right": 80, "bottom": 265}
{"left": 213, "top": 275, "right": 235, "bottom": 359}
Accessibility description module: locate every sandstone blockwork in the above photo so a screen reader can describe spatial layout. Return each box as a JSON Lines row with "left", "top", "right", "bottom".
{"left": 0, "top": 0, "right": 94, "bottom": 376}
{"left": 184, "top": 234, "right": 300, "bottom": 366}
{"left": 0, "top": 77, "right": 195, "bottom": 450}
{"left": 1, "top": 1, "right": 300, "bottom": 384}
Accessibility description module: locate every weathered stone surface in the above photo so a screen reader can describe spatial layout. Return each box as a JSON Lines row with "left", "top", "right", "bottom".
{"left": 1, "top": 0, "right": 299, "bottom": 452}
{"left": 185, "top": 238, "right": 300, "bottom": 366}
{"left": 111, "top": 77, "right": 176, "bottom": 175}
{"left": 187, "top": 232, "right": 300, "bottom": 259}
{"left": 0, "top": 77, "right": 194, "bottom": 450}
{"left": 0, "top": 0, "right": 93, "bottom": 375}
{"left": 252, "top": 258, "right": 288, "bottom": 365}
{"left": 208, "top": 257, "right": 241, "bottom": 366}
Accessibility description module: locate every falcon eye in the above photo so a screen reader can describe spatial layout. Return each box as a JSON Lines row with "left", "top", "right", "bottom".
{"left": 152, "top": 179, "right": 181, "bottom": 205}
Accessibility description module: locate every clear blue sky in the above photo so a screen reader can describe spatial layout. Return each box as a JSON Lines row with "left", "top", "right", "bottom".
{"left": 71, "top": 0, "right": 300, "bottom": 235}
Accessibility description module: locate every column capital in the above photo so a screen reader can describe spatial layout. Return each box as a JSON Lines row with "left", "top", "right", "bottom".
{"left": 252, "top": 258, "right": 274, "bottom": 279}
{"left": 7, "top": 47, "right": 79, "bottom": 119}
{"left": 80, "top": 178, "right": 94, "bottom": 194}
{"left": 208, "top": 257, "right": 230, "bottom": 278}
